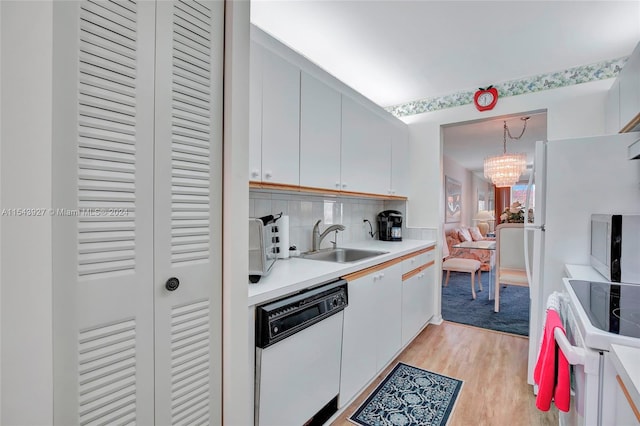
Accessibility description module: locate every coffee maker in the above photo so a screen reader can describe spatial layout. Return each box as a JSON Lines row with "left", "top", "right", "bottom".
{"left": 377, "top": 210, "right": 403, "bottom": 241}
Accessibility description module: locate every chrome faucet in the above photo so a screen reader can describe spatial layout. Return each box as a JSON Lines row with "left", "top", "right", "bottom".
{"left": 311, "top": 220, "right": 346, "bottom": 252}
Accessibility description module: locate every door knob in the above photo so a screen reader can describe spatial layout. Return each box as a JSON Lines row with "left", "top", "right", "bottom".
{"left": 165, "top": 277, "right": 180, "bottom": 291}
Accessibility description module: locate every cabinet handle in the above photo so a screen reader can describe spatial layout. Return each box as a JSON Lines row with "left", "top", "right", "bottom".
{"left": 342, "top": 183, "right": 347, "bottom": 188}
{"left": 264, "top": 171, "right": 273, "bottom": 180}
{"left": 379, "top": 272, "right": 385, "bottom": 278}
{"left": 251, "top": 169, "right": 260, "bottom": 178}
{"left": 335, "top": 182, "right": 340, "bottom": 188}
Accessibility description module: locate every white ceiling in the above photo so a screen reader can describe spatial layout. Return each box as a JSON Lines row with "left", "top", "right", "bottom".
{"left": 250, "top": 1, "right": 640, "bottom": 178}
{"left": 251, "top": 0, "right": 640, "bottom": 108}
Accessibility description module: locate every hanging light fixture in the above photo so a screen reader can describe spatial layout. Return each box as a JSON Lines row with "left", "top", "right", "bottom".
{"left": 484, "top": 117, "right": 529, "bottom": 187}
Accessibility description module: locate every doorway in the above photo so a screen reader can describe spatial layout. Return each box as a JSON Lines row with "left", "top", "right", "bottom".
{"left": 440, "top": 111, "right": 547, "bottom": 335}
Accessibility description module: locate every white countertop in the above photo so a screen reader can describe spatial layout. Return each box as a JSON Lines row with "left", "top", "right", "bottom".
{"left": 564, "top": 264, "right": 609, "bottom": 282}
{"left": 610, "top": 343, "right": 640, "bottom": 414}
{"left": 248, "top": 239, "right": 436, "bottom": 306}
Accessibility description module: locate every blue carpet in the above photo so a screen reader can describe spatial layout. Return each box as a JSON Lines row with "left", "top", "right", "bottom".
{"left": 349, "top": 363, "right": 463, "bottom": 426}
{"left": 441, "top": 271, "right": 530, "bottom": 336}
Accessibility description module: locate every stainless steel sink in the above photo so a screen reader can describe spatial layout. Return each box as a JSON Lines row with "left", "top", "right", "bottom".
{"left": 300, "top": 248, "right": 388, "bottom": 263}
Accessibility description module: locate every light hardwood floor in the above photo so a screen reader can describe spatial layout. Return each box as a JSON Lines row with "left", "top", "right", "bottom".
{"left": 331, "top": 321, "right": 559, "bottom": 426}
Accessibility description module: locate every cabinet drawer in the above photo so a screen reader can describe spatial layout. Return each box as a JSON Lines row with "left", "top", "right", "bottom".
{"left": 401, "top": 247, "right": 435, "bottom": 275}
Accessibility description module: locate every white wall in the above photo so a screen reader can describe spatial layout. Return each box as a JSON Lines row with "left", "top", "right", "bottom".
{"left": 407, "top": 78, "right": 613, "bottom": 319}
{"left": 406, "top": 79, "right": 612, "bottom": 230}
{"left": 0, "top": 1, "right": 54, "bottom": 424}
{"left": 0, "top": 2, "right": 3, "bottom": 420}
{"left": 223, "top": 1, "right": 252, "bottom": 425}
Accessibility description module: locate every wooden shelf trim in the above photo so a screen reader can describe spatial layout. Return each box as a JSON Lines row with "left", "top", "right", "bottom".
{"left": 399, "top": 246, "right": 434, "bottom": 261}
{"left": 620, "top": 112, "right": 640, "bottom": 133}
{"left": 249, "top": 180, "right": 408, "bottom": 201}
{"left": 617, "top": 375, "right": 640, "bottom": 423}
{"left": 402, "top": 260, "right": 435, "bottom": 281}
{"left": 341, "top": 257, "right": 403, "bottom": 282}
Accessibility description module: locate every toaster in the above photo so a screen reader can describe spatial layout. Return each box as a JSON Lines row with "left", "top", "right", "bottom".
{"left": 249, "top": 216, "right": 278, "bottom": 283}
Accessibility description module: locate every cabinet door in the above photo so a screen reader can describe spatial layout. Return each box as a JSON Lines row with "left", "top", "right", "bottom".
{"left": 300, "top": 72, "right": 342, "bottom": 190}
{"left": 375, "top": 262, "right": 403, "bottom": 369}
{"left": 391, "top": 124, "right": 410, "bottom": 197}
{"left": 421, "top": 264, "right": 435, "bottom": 324}
{"left": 341, "top": 96, "right": 391, "bottom": 195}
{"left": 340, "top": 274, "right": 377, "bottom": 407}
{"left": 619, "top": 44, "right": 640, "bottom": 129}
{"left": 153, "top": 1, "right": 222, "bottom": 424}
{"left": 402, "top": 264, "right": 434, "bottom": 346}
{"left": 615, "top": 375, "right": 640, "bottom": 426}
{"left": 401, "top": 273, "right": 422, "bottom": 347}
{"left": 249, "top": 41, "right": 263, "bottom": 181}
{"left": 261, "top": 48, "right": 300, "bottom": 185}
{"left": 605, "top": 79, "right": 621, "bottom": 134}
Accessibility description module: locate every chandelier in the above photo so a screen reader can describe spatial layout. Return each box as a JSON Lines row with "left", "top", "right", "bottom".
{"left": 484, "top": 117, "right": 529, "bottom": 187}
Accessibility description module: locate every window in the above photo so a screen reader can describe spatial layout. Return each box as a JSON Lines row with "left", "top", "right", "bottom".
{"left": 510, "top": 184, "right": 535, "bottom": 209}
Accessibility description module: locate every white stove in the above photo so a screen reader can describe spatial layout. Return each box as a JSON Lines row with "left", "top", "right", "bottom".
{"left": 557, "top": 278, "right": 640, "bottom": 426}
{"left": 565, "top": 279, "right": 640, "bottom": 351}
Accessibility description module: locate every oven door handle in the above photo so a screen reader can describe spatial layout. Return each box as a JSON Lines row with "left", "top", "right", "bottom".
{"left": 554, "top": 328, "right": 586, "bottom": 366}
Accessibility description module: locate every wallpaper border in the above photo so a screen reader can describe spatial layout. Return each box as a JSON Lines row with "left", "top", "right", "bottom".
{"left": 386, "top": 57, "right": 628, "bottom": 118}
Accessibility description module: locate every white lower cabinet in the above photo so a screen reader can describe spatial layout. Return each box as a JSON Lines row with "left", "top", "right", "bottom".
{"left": 615, "top": 375, "right": 640, "bottom": 426}
{"left": 339, "top": 262, "right": 402, "bottom": 407}
{"left": 374, "top": 263, "right": 403, "bottom": 369}
{"left": 401, "top": 263, "right": 434, "bottom": 346}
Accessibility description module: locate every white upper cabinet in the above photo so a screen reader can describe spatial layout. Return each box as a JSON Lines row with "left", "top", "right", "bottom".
{"left": 605, "top": 79, "right": 621, "bottom": 134}
{"left": 300, "top": 72, "right": 342, "bottom": 190}
{"left": 260, "top": 48, "right": 300, "bottom": 185}
{"left": 341, "top": 96, "right": 392, "bottom": 195}
{"left": 391, "top": 124, "right": 410, "bottom": 197}
{"left": 608, "top": 41, "right": 640, "bottom": 133}
{"left": 249, "top": 29, "right": 410, "bottom": 197}
{"left": 619, "top": 43, "right": 640, "bottom": 131}
{"left": 249, "top": 41, "right": 263, "bottom": 181}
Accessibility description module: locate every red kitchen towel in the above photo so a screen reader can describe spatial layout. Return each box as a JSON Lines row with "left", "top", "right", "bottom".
{"left": 534, "top": 308, "right": 570, "bottom": 412}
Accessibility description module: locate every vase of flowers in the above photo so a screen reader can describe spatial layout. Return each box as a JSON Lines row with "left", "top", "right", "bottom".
{"left": 499, "top": 201, "right": 534, "bottom": 223}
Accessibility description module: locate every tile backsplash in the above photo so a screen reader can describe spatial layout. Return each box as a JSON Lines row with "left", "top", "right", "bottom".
{"left": 250, "top": 190, "right": 391, "bottom": 252}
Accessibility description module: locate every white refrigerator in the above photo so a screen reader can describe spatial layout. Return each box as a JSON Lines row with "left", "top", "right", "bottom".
{"left": 524, "top": 132, "right": 640, "bottom": 386}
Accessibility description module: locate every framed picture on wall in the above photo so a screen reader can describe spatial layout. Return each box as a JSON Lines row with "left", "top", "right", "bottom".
{"left": 445, "top": 176, "right": 462, "bottom": 223}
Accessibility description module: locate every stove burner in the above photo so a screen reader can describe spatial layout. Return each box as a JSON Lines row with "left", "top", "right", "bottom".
{"left": 569, "top": 279, "right": 640, "bottom": 338}
{"left": 612, "top": 308, "right": 640, "bottom": 330}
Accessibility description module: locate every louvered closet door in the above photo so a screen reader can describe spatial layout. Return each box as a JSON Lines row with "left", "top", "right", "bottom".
{"left": 53, "top": 1, "right": 156, "bottom": 424}
{"left": 153, "top": 1, "right": 223, "bottom": 425}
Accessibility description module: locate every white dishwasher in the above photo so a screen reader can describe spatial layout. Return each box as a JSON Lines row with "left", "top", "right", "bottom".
{"left": 254, "top": 279, "right": 348, "bottom": 426}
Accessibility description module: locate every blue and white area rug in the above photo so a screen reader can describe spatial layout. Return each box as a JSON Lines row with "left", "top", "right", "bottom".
{"left": 349, "top": 363, "right": 463, "bottom": 426}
